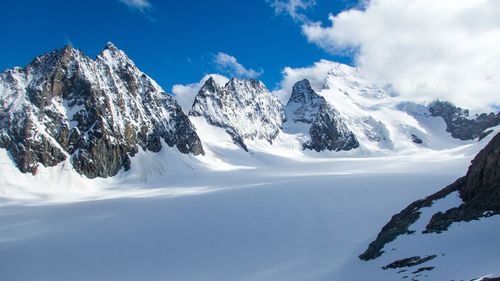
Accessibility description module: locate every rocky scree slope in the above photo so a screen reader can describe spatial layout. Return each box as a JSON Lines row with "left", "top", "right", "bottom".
{"left": 360, "top": 131, "right": 500, "bottom": 261}
{"left": 285, "top": 79, "right": 359, "bottom": 152}
{"left": 0, "top": 43, "right": 203, "bottom": 178}
{"left": 189, "top": 77, "right": 284, "bottom": 151}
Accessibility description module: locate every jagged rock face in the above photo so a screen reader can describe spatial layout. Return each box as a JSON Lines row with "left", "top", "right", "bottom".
{"left": 425, "top": 131, "right": 500, "bottom": 232}
{"left": 461, "top": 132, "right": 500, "bottom": 202}
{"left": 360, "top": 132, "right": 500, "bottom": 261}
{"left": 285, "top": 79, "right": 359, "bottom": 152}
{"left": 303, "top": 104, "right": 359, "bottom": 152}
{"left": 285, "top": 79, "right": 325, "bottom": 123}
{"left": 429, "top": 100, "right": 500, "bottom": 140}
{"left": 0, "top": 43, "right": 204, "bottom": 178}
{"left": 190, "top": 77, "right": 283, "bottom": 151}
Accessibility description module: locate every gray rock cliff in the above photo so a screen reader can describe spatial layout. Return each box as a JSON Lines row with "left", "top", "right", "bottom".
{"left": 0, "top": 43, "right": 204, "bottom": 178}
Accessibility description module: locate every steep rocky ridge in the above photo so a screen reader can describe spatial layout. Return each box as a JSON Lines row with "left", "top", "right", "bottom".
{"left": 285, "top": 79, "right": 326, "bottom": 124}
{"left": 189, "top": 77, "right": 283, "bottom": 151}
{"left": 303, "top": 103, "right": 359, "bottom": 152}
{"left": 360, "top": 132, "right": 500, "bottom": 261}
{"left": 0, "top": 43, "right": 204, "bottom": 178}
{"left": 429, "top": 100, "right": 500, "bottom": 140}
{"left": 285, "top": 79, "right": 359, "bottom": 152}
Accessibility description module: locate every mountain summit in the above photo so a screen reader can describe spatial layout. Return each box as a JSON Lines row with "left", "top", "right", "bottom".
{"left": 190, "top": 77, "right": 283, "bottom": 151}
{"left": 0, "top": 43, "right": 203, "bottom": 178}
{"left": 286, "top": 79, "right": 326, "bottom": 124}
{"left": 285, "top": 79, "right": 359, "bottom": 152}
{"left": 1, "top": 44, "right": 499, "bottom": 178}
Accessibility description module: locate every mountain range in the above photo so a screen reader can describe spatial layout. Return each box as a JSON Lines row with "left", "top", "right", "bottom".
{"left": 1, "top": 43, "right": 498, "bottom": 179}
{"left": 0, "top": 43, "right": 499, "bottom": 281}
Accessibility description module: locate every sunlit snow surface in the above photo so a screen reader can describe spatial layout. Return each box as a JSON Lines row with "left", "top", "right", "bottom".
{"left": 0, "top": 120, "right": 498, "bottom": 281}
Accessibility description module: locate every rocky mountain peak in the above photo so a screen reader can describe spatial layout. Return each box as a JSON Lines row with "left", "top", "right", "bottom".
{"left": 226, "top": 77, "right": 267, "bottom": 95}
{"left": 190, "top": 77, "right": 283, "bottom": 151}
{"left": 284, "top": 79, "right": 359, "bottom": 152}
{"left": 286, "top": 79, "right": 326, "bottom": 124}
{"left": 199, "top": 76, "right": 222, "bottom": 95}
{"left": 291, "top": 79, "right": 318, "bottom": 103}
{"left": 0, "top": 43, "right": 204, "bottom": 178}
{"left": 104, "top": 41, "right": 119, "bottom": 51}
{"left": 61, "top": 44, "right": 76, "bottom": 56}
{"left": 97, "top": 42, "right": 135, "bottom": 67}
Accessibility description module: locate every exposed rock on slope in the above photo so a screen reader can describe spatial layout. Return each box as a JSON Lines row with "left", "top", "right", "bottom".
{"left": 303, "top": 104, "right": 359, "bottom": 152}
{"left": 360, "top": 132, "right": 500, "bottom": 261}
{"left": 0, "top": 43, "right": 204, "bottom": 178}
{"left": 189, "top": 77, "right": 283, "bottom": 151}
{"left": 285, "top": 79, "right": 359, "bottom": 152}
{"left": 285, "top": 79, "right": 325, "bottom": 124}
{"left": 429, "top": 100, "right": 500, "bottom": 140}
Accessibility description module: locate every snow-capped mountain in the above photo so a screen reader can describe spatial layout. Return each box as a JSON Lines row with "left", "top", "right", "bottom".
{"left": 1, "top": 43, "right": 498, "bottom": 179}
{"left": 0, "top": 43, "right": 499, "bottom": 281}
{"left": 190, "top": 77, "right": 283, "bottom": 151}
{"left": 285, "top": 79, "right": 325, "bottom": 124}
{"left": 279, "top": 62, "right": 499, "bottom": 154}
{"left": 285, "top": 79, "right": 359, "bottom": 151}
{"left": 0, "top": 42, "right": 203, "bottom": 178}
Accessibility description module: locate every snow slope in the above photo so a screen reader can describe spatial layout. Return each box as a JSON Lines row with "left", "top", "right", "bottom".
{"left": 0, "top": 122, "right": 498, "bottom": 281}
{"left": 1, "top": 56, "right": 499, "bottom": 280}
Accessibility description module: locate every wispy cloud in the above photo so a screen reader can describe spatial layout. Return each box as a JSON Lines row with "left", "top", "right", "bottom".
{"left": 268, "top": 0, "right": 316, "bottom": 23}
{"left": 213, "top": 52, "right": 263, "bottom": 78}
{"left": 118, "top": 0, "right": 152, "bottom": 13}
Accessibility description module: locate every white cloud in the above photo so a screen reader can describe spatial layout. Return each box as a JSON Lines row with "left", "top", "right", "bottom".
{"left": 119, "top": 0, "right": 152, "bottom": 13}
{"left": 268, "top": 0, "right": 316, "bottom": 22}
{"left": 172, "top": 74, "right": 229, "bottom": 114}
{"left": 273, "top": 59, "right": 339, "bottom": 104}
{"left": 301, "top": 0, "right": 500, "bottom": 111}
{"left": 213, "top": 52, "right": 263, "bottom": 78}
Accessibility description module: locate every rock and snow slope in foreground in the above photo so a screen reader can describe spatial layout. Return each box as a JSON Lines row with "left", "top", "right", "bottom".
{"left": 1, "top": 47, "right": 499, "bottom": 280}
{"left": 1, "top": 119, "right": 499, "bottom": 281}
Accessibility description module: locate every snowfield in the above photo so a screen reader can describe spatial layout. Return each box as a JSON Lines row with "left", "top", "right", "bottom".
{"left": 0, "top": 119, "right": 498, "bottom": 281}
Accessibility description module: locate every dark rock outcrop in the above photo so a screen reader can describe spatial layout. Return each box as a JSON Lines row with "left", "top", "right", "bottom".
{"left": 360, "top": 132, "right": 500, "bottom": 260}
{"left": 303, "top": 103, "right": 359, "bottom": 152}
{"left": 358, "top": 184, "right": 454, "bottom": 260}
{"left": 0, "top": 43, "right": 204, "bottom": 178}
{"left": 285, "top": 79, "right": 325, "bottom": 124}
{"left": 382, "top": 255, "right": 437, "bottom": 270}
{"left": 425, "top": 131, "right": 500, "bottom": 233}
{"left": 411, "top": 134, "right": 423, "bottom": 144}
{"left": 429, "top": 100, "right": 499, "bottom": 140}
{"left": 285, "top": 79, "right": 359, "bottom": 152}
{"left": 189, "top": 77, "right": 283, "bottom": 151}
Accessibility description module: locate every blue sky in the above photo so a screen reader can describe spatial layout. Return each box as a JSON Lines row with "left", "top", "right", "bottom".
{"left": 0, "top": 0, "right": 356, "bottom": 91}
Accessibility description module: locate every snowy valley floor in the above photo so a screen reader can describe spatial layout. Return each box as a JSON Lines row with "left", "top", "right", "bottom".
{"left": 0, "top": 134, "right": 499, "bottom": 281}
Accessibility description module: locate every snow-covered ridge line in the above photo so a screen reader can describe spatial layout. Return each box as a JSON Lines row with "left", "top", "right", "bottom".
{"left": 0, "top": 43, "right": 499, "bottom": 179}
{"left": 0, "top": 42, "right": 203, "bottom": 178}
{"left": 189, "top": 76, "right": 284, "bottom": 151}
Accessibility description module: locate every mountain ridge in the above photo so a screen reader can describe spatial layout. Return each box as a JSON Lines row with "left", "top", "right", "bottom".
{"left": 1, "top": 43, "right": 499, "bottom": 178}
{"left": 0, "top": 43, "right": 204, "bottom": 178}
